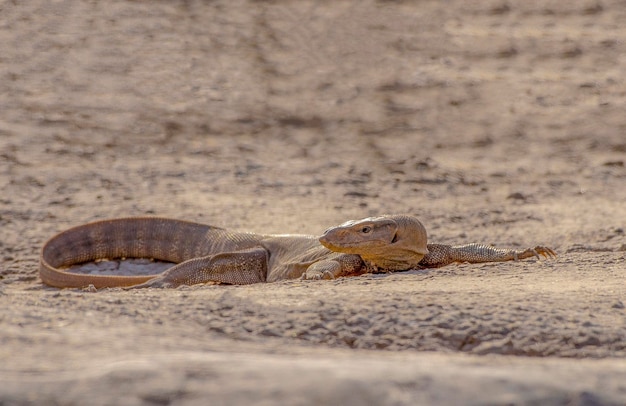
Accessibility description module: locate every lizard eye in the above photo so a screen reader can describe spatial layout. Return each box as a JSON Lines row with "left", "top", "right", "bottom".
{"left": 361, "top": 226, "right": 372, "bottom": 234}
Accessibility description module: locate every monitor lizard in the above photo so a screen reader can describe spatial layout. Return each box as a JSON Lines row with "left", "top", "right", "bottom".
{"left": 39, "top": 215, "right": 556, "bottom": 289}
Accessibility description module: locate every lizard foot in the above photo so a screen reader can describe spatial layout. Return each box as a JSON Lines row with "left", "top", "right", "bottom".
{"left": 518, "top": 246, "right": 557, "bottom": 261}
{"left": 301, "top": 260, "right": 344, "bottom": 280}
{"left": 124, "top": 276, "right": 176, "bottom": 289}
{"left": 301, "top": 269, "right": 336, "bottom": 281}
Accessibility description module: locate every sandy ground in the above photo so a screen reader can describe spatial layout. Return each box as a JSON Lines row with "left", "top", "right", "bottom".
{"left": 1, "top": 0, "right": 626, "bottom": 404}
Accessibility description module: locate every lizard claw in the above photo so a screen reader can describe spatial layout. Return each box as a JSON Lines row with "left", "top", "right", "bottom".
{"left": 301, "top": 270, "right": 336, "bottom": 280}
{"left": 527, "top": 246, "right": 557, "bottom": 260}
{"left": 535, "top": 246, "right": 557, "bottom": 258}
{"left": 301, "top": 270, "right": 323, "bottom": 280}
{"left": 124, "top": 276, "right": 174, "bottom": 289}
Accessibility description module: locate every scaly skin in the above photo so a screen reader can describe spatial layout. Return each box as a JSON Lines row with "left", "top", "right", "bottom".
{"left": 39, "top": 217, "right": 364, "bottom": 288}
{"left": 39, "top": 215, "right": 556, "bottom": 289}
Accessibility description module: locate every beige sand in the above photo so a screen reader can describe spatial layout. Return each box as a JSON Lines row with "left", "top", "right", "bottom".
{"left": 1, "top": 1, "right": 625, "bottom": 404}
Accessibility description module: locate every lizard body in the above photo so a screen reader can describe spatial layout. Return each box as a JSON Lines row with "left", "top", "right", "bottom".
{"left": 39, "top": 215, "right": 555, "bottom": 289}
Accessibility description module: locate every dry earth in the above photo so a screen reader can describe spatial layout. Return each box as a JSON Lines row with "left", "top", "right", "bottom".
{"left": 1, "top": 0, "right": 625, "bottom": 404}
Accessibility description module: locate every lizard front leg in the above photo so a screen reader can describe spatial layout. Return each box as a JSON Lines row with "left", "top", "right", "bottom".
{"left": 128, "top": 247, "right": 269, "bottom": 288}
{"left": 420, "top": 243, "right": 556, "bottom": 268}
{"left": 301, "top": 254, "right": 365, "bottom": 280}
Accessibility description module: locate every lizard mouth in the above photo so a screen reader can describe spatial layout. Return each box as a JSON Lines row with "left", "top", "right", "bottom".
{"left": 319, "top": 235, "right": 348, "bottom": 250}
{"left": 318, "top": 235, "right": 387, "bottom": 252}
{"left": 318, "top": 235, "right": 339, "bottom": 249}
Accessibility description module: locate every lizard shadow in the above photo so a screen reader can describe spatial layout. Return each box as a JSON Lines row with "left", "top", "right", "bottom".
{"left": 367, "top": 268, "right": 440, "bottom": 279}
{"left": 67, "top": 259, "right": 173, "bottom": 277}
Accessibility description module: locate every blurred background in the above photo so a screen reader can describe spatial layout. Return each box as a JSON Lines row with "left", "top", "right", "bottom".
{"left": 1, "top": 0, "right": 624, "bottom": 258}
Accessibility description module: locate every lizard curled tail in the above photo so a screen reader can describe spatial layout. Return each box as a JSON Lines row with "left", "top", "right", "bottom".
{"left": 40, "top": 217, "right": 264, "bottom": 288}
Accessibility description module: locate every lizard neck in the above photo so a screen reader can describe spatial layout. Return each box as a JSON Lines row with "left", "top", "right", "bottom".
{"left": 361, "top": 252, "right": 425, "bottom": 272}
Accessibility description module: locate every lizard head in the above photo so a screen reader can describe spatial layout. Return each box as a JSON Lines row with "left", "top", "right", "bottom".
{"left": 319, "top": 215, "right": 428, "bottom": 271}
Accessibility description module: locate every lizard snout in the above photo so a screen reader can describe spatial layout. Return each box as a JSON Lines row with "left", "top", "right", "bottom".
{"left": 318, "top": 229, "right": 333, "bottom": 245}
{"left": 318, "top": 234, "right": 335, "bottom": 251}
{"left": 319, "top": 227, "right": 344, "bottom": 249}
